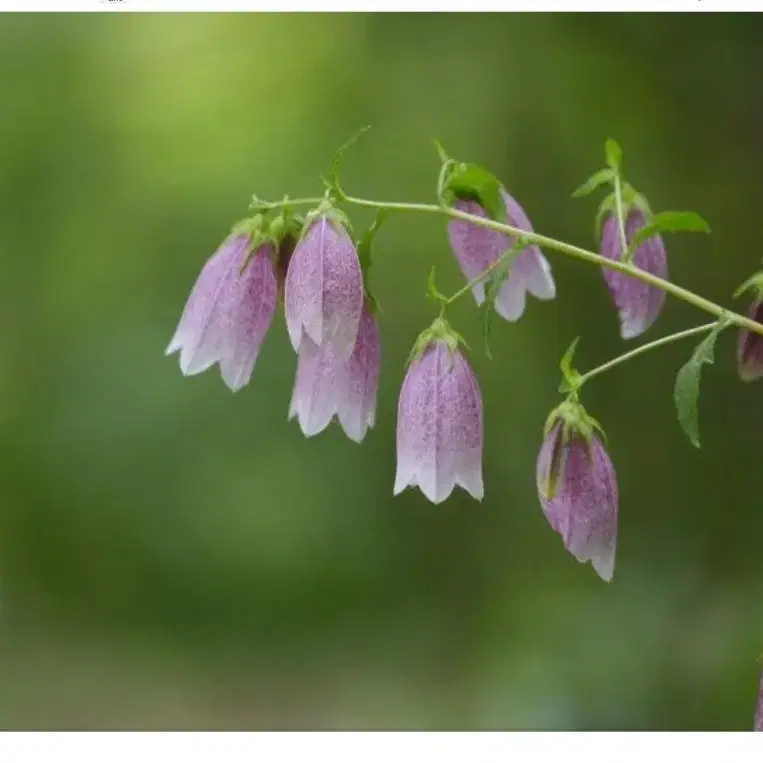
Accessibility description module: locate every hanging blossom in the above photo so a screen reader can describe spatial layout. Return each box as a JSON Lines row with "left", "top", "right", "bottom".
{"left": 165, "top": 233, "right": 278, "bottom": 392}
{"left": 394, "top": 324, "right": 483, "bottom": 504}
{"left": 289, "top": 300, "right": 380, "bottom": 443}
{"left": 536, "top": 400, "right": 618, "bottom": 582}
{"left": 447, "top": 189, "right": 556, "bottom": 321}
{"left": 737, "top": 294, "right": 763, "bottom": 383}
{"left": 600, "top": 209, "right": 668, "bottom": 340}
{"left": 284, "top": 208, "right": 364, "bottom": 362}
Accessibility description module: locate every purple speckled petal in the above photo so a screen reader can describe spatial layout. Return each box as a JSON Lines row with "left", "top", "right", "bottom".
{"left": 536, "top": 424, "right": 618, "bottom": 582}
{"left": 288, "top": 337, "right": 341, "bottom": 438}
{"left": 755, "top": 668, "right": 763, "bottom": 731}
{"left": 218, "top": 244, "right": 279, "bottom": 392}
{"left": 284, "top": 215, "right": 363, "bottom": 361}
{"left": 447, "top": 191, "right": 555, "bottom": 321}
{"left": 737, "top": 298, "right": 763, "bottom": 383}
{"left": 166, "top": 235, "right": 250, "bottom": 376}
{"left": 336, "top": 304, "right": 381, "bottom": 443}
{"left": 601, "top": 211, "right": 668, "bottom": 340}
{"left": 394, "top": 341, "right": 484, "bottom": 504}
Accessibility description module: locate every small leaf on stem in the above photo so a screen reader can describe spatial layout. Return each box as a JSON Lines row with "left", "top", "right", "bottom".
{"left": 572, "top": 168, "right": 615, "bottom": 199}
{"left": 444, "top": 163, "right": 507, "bottom": 224}
{"left": 605, "top": 139, "right": 623, "bottom": 172}
{"left": 673, "top": 317, "right": 730, "bottom": 448}
{"left": 627, "top": 210, "right": 710, "bottom": 256}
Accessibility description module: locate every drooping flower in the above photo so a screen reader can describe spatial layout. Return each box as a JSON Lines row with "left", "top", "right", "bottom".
{"left": 754, "top": 666, "right": 763, "bottom": 731}
{"left": 536, "top": 406, "right": 618, "bottom": 582}
{"left": 284, "top": 211, "right": 363, "bottom": 361}
{"left": 289, "top": 301, "right": 380, "bottom": 443}
{"left": 737, "top": 296, "right": 763, "bottom": 383}
{"left": 600, "top": 210, "right": 668, "bottom": 340}
{"left": 447, "top": 190, "right": 556, "bottom": 321}
{"left": 165, "top": 235, "right": 278, "bottom": 391}
{"left": 336, "top": 303, "right": 381, "bottom": 443}
{"left": 394, "top": 335, "right": 483, "bottom": 504}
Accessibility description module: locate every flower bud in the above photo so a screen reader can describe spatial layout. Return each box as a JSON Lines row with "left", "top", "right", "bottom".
{"left": 536, "top": 401, "right": 618, "bottom": 581}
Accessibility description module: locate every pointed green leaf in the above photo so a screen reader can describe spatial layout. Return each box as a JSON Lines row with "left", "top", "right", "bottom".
{"left": 572, "top": 168, "right": 615, "bottom": 199}
{"left": 628, "top": 210, "right": 711, "bottom": 255}
{"left": 734, "top": 271, "right": 763, "bottom": 300}
{"left": 673, "top": 317, "right": 730, "bottom": 448}
{"left": 329, "top": 125, "right": 371, "bottom": 197}
{"left": 605, "top": 139, "right": 622, "bottom": 172}
{"left": 432, "top": 138, "right": 450, "bottom": 164}
{"left": 444, "top": 163, "right": 507, "bottom": 224}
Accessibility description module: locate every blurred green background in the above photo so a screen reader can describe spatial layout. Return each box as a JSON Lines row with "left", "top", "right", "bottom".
{"left": 0, "top": 11, "right": 762, "bottom": 730}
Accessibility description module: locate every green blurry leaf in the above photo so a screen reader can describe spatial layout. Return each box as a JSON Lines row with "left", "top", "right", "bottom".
{"left": 673, "top": 317, "right": 730, "bottom": 448}
{"left": 445, "top": 163, "right": 507, "bottom": 224}
{"left": 605, "top": 139, "right": 622, "bottom": 172}
{"left": 628, "top": 210, "right": 711, "bottom": 254}
{"left": 572, "top": 168, "right": 615, "bottom": 199}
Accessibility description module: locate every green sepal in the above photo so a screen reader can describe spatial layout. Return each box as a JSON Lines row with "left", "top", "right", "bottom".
{"left": 558, "top": 336, "right": 583, "bottom": 395}
{"left": 406, "top": 315, "right": 469, "bottom": 368}
{"left": 442, "top": 162, "right": 507, "bottom": 224}
{"left": 540, "top": 397, "right": 606, "bottom": 500}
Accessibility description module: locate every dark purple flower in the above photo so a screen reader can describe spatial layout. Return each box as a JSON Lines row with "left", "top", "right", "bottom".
{"left": 394, "top": 339, "right": 483, "bottom": 504}
{"left": 284, "top": 214, "right": 363, "bottom": 361}
{"left": 447, "top": 190, "right": 555, "bottom": 321}
{"left": 166, "top": 235, "right": 278, "bottom": 391}
{"left": 536, "top": 421, "right": 618, "bottom": 582}
{"left": 755, "top": 667, "right": 763, "bottom": 731}
{"left": 601, "top": 210, "right": 668, "bottom": 340}
{"left": 737, "top": 297, "right": 763, "bottom": 382}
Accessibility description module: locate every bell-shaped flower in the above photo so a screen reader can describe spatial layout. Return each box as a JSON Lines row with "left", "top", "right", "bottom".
{"left": 394, "top": 327, "right": 483, "bottom": 504}
{"left": 166, "top": 234, "right": 278, "bottom": 391}
{"left": 755, "top": 666, "right": 763, "bottom": 731}
{"left": 600, "top": 210, "right": 668, "bottom": 340}
{"left": 536, "top": 402, "right": 618, "bottom": 582}
{"left": 289, "top": 301, "right": 380, "bottom": 443}
{"left": 447, "top": 190, "right": 555, "bottom": 321}
{"left": 284, "top": 209, "right": 363, "bottom": 361}
{"left": 737, "top": 296, "right": 763, "bottom": 383}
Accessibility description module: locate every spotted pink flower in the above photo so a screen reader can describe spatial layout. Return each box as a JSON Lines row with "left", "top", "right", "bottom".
{"left": 284, "top": 214, "right": 363, "bottom": 361}
{"left": 166, "top": 235, "right": 278, "bottom": 391}
{"left": 447, "top": 190, "right": 555, "bottom": 321}
{"left": 394, "top": 340, "right": 483, "bottom": 504}
{"left": 289, "top": 301, "right": 380, "bottom": 443}
{"left": 600, "top": 210, "right": 668, "bottom": 340}
{"left": 536, "top": 422, "right": 618, "bottom": 582}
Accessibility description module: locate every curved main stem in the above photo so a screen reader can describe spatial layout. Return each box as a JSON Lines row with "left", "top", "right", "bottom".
{"left": 252, "top": 194, "right": 763, "bottom": 339}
